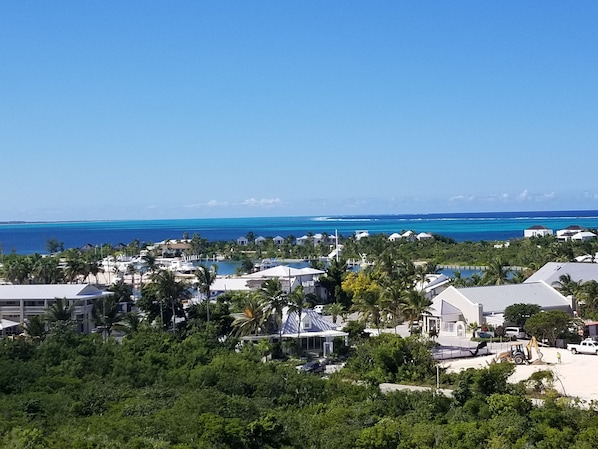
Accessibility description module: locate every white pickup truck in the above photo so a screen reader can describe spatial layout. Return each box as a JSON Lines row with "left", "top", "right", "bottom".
{"left": 567, "top": 339, "right": 598, "bottom": 355}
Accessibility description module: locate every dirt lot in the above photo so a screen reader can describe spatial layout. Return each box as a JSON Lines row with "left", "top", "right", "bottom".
{"left": 442, "top": 346, "right": 598, "bottom": 403}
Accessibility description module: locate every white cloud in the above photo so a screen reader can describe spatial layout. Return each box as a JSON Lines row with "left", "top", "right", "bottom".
{"left": 206, "top": 200, "right": 229, "bottom": 207}
{"left": 242, "top": 198, "right": 281, "bottom": 207}
{"left": 449, "top": 195, "right": 476, "bottom": 202}
{"left": 517, "top": 189, "right": 529, "bottom": 201}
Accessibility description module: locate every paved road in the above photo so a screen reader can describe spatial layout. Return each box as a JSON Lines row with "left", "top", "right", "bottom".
{"left": 379, "top": 383, "right": 453, "bottom": 396}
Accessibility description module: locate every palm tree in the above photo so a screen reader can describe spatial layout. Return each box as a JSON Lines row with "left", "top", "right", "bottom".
{"left": 352, "top": 289, "right": 383, "bottom": 334}
{"left": 65, "top": 258, "right": 86, "bottom": 283}
{"left": 328, "top": 302, "right": 345, "bottom": 325}
{"left": 195, "top": 264, "right": 218, "bottom": 324}
{"left": 21, "top": 315, "right": 47, "bottom": 342}
{"left": 552, "top": 274, "right": 582, "bottom": 298}
{"left": 46, "top": 298, "right": 74, "bottom": 323}
{"left": 120, "top": 312, "right": 143, "bottom": 337}
{"left": 152, "top": 269, "right": 190, "bottom": 333}
{"left": 319, "top": 257, "right": 349, "bottom": 306}
{"left": 231, "top": 294, "right": 267, "bottom": 337}
{"left": 92, "top": 295, "right": 125, "bottom": 340}
{"left": 87, "top": 260, "right": 102, "bottom": 285}
{"left": 482, "top": 259, "right": 512, "bottom": 285}
{"left": 380, "top": 281, "right": 402, "bottom": 333}
{"left": 126, "top": 264, "right": 137, "bottom": 286}
{"left": 401, "top": 288, "right": 432, "bottom": 327}
{"left": 374, "top": 250, "right": 399, "bottom": 283}
{"left": 140, "top": 252, "right": 158, "bottom": 286}
{"left": 1, "top": 255, "right": 33, "bottom": 284}
{"left": 451, "top": 270, "right": 468, "bottom": 287}
{"left": 31, "top": 255, "right": 63, "bottom": 284}
{"left": 260, "top": 278, "right": 287, "bottom": 339}
{"left": 107, "top": 278, "right": 134, "bottom": 304}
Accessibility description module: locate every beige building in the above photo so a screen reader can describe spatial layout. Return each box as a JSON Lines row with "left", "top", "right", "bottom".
{"left": 0, "top": 284, "right": 112, "bottom": 334}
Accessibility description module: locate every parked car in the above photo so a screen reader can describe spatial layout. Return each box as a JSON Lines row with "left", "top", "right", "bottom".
{"left": 504, "top": 327, "right": 527, "bottom": 339}
{"left": 567, "top": 339, "right": 598, "bottom": 355}
{"left": 298, "top": 361, "right": 325, "bottom": 374}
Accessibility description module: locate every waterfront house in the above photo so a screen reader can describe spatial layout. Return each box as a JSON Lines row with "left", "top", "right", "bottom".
{"left": 388, "top": 232, "right": 402, "bottom": 242}
{"left": 572, "top": 231, "right": 597, "bottom": 242}
{"left": 296, "top": 235, "right": 310, "bottom": 246}
{"left": 556, "top": 225, "right": 588, "bottom": 241}
{"left": 524, "top": 225, "right": 553, "bottom": 238}
{"left": 273, "top": 236, "right": 285, "bottom": 246}
{"left": 236, "top": 236, "right": 249, "bottom": 246}
{"left": 254, "top": 236, "right": 266, "bottom": 245}
{"left": 401, "top": 230, "right": 416, "bottom": 241}
{"left": 243, "top": 265, "right": 325, "bottom": 296}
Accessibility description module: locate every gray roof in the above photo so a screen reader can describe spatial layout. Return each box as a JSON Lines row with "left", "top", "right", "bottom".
{"left": 281, "top": 308, "right": 338, "bottom": 334}
{"left": 524, "top": 262, "right": 598, "bottom": 285}
{"left": 456, "top": 282, "right": 570, "bottom": 314}
{"left": 440, "top": 300, "right": 462, "bottom": 315}
{"left": 0, "top": 284, "right": 110, "bottom": 301}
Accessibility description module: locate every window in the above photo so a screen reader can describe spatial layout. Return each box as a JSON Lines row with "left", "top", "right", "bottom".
{"left": 25, "top": 301, "right": 44, "bottom": 307}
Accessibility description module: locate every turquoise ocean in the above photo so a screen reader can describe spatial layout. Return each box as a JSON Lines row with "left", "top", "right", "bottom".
{"left": 2, "top": 210, "right": 598, "bottom": 255}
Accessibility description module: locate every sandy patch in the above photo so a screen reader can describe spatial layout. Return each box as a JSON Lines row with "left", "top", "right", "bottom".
{"left": 442, "top": 347, "right": 598, "bottom": 403}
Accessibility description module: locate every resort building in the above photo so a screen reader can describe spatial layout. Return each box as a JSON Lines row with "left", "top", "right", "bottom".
{"left": 0, "top": 284, "right": 112, "bottom": 334}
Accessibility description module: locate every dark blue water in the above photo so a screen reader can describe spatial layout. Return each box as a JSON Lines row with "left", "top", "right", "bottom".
{"left": 1, "top": 210, "right": 598, "bottom": 254}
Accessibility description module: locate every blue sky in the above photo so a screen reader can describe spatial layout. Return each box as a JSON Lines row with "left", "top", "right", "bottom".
{"left": 1, "top": 2, "right": 597, "bottom": 221}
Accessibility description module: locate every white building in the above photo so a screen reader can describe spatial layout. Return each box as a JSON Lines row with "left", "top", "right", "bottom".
{"left": 0, "top": 284, "right": 112, "bottom": 334}
{"left": 424, "top": 282, "right": 573, "bottom": 337}
{"left": 524, "top": 225, "right": 553, "bottom": 238}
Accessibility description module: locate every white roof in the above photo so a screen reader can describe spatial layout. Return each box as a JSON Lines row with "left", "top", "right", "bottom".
{"left": 525, "top": 262, "right": 598, "bottom": 285}
{"left": 211, "top": 277, "right": 252, "bottom": 292}
{"left": 280, "top": 308, "right": 341, "bottom": 334}
{"left": 245, "top": 265, "right": 324, "bottom": 278}
{"left": 0, "top": 284, "right": 110, "bottom": 300}
{"left": 454, "top": 282, "right": 571, "bottom": 314}
{"left": 572, "top": 231, "right": 597, "bottom": 240}
{"left": 0, "top": 318, "right": 20, "bottom": 329}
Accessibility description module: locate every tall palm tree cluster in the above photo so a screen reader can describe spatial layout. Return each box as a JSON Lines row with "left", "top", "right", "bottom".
{"left": 0, "top": 253, "right": 104, "bottom": 285}
{"left": 552, "top": 274, "right": 598, "bottom": 319}
{"left": 231, "top": 279, "right": 289, "bottom": 337}
{"left": 342, "top": 251, "right": 434, "bottom": 333}
{"left": 229, "top": 279, "right": 319, "bottom": 343}
{"left": 21, "top": 288, "right": 139, "bottom": 342}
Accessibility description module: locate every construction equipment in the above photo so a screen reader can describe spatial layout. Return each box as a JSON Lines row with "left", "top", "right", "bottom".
{"left": 494, "top": 336, "right": 544, "bottom": 365}
{"left": 525, "top": 336, "right": 544, "bottom": 364}
{"left": 495, "top": 343, "right": 528, "bottom": 365}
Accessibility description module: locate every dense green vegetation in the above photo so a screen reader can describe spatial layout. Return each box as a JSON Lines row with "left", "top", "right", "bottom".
{"left": 2, "top": 326, "right": 598, "bottom": 449}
